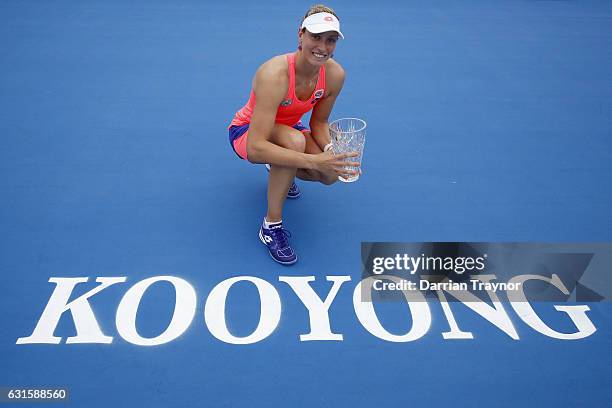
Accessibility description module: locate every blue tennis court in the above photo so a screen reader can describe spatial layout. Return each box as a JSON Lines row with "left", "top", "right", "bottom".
{"left": 1, "top": 1, "right": 611, "bottom": 406}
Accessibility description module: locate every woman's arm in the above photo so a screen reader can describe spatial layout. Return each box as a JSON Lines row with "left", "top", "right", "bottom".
{"left": 309, "top": 61, "right": 346, "bottom": 150}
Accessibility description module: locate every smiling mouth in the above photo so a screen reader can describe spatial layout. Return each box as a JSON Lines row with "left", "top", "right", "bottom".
{"left": 312, "top": 51, "right": 327, "bottom": 59}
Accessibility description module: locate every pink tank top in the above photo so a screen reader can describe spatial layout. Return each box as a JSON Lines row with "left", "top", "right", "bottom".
{"left": 229, "top": 53, "right": 326, "bottom": 128}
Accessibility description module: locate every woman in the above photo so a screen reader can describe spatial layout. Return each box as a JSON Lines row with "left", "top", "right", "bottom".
{"left": 228, "top": 4, "right": 359, "bottom": 265}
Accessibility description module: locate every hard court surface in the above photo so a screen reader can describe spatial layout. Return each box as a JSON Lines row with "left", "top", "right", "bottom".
{"left": 1, "top": 1, "right": 611, "bottom": 406}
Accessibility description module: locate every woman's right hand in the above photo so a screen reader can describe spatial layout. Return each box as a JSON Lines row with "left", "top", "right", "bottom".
{"left": 313, "top": 150, "right": 360, "bottom": 179}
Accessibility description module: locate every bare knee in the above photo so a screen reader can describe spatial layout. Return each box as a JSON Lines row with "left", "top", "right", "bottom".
{"left": 320, "top": 173, "right": 338, "bottom": 185}
{"left": 296, "top": 169, "right": 337, "bottom": 185}
{"left": 271, "top": 125, "right": 306, "bottom": 153}
{"left": 281, "top": 133, "right": 306, "bottom": 153}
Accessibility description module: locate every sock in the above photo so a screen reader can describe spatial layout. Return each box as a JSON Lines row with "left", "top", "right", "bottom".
{"left": 264, "top": 217, "right": 282, "bottom": 228}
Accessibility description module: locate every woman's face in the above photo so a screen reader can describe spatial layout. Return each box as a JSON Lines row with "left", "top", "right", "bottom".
{"left": 298, "top": 29, "right": 339, "bottom": 65}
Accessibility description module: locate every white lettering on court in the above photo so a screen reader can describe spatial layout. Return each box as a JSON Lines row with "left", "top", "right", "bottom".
{"left": 116, "top": 276, "right": 197, "bottom": 346}
{"left": 16, "top": 277, "right": 126, "bottom": 344}
{"left": 204, "top": 276, "right": 281, "bottom": 345}
{"left": 279, "top": 275, "right": 351, "bottom": 341}
{"left": 353, "top": 276, "right": 431, "bottom": 342}
{"left": 507, "top": 274, "right": 596, "bottom": 340}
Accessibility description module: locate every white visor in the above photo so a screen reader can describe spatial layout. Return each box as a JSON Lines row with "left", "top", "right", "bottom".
{"left": 301, "top": 12, "right": 344, "bottom": 39}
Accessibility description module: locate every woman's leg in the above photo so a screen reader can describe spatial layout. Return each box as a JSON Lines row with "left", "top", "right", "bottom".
{"left": 266, "top": 124, "right": 307, "bottom": 222}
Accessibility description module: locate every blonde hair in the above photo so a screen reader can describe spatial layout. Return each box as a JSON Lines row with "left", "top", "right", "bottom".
{"left": 302, "top": 4, "right": 339, "bottom": 24}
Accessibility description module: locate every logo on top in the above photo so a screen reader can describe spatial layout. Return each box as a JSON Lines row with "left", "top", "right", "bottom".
{"left": 312, "top": 89, "right": 325, "bottom": 104}
{"left": 324, "top": 16, "right": 334, "bottom": 22}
